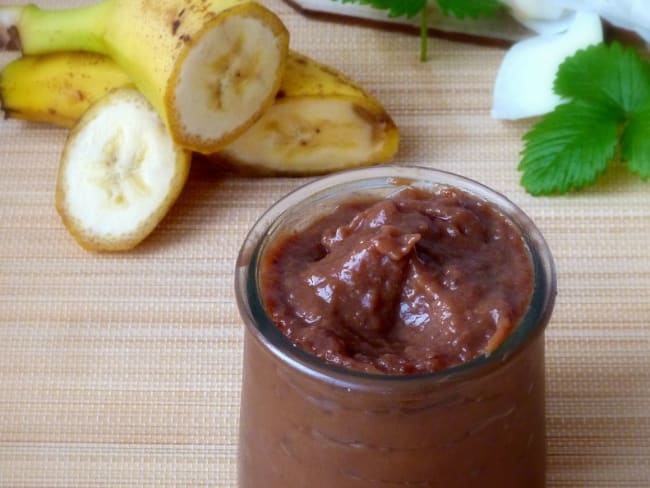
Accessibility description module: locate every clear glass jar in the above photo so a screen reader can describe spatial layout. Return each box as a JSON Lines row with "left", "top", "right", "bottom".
{"left": 235, "top": 166, "right": 556, "bottom": 488}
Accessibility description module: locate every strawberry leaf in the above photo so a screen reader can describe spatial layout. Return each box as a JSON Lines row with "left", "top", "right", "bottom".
{"left": 519, "top": 100, "right": 622, "bottom": 195}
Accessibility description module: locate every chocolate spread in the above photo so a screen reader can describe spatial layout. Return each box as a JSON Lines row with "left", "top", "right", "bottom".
{"left": 259, "top": 186, "right": 534, "bottom": 374}
{"left": 239, "top": 180, "right": 551, "bottom": 488}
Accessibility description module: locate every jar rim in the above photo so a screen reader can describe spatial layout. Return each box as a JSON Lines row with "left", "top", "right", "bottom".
{"left": 234, "top": 165, "right": 557, "bottom": 391}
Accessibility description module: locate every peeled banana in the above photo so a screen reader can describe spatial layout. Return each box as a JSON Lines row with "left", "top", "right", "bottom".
{"left": 0, "top": 51, "right": 400, "bottom": 174}
{"left": 0, "top": 0, "right": 289, "bottom": 154}
{"left": 56, "top": 88, "right": 191, "bottom": 251}
{"left": 215, "top": 51, "right": 399, "bottom": 174}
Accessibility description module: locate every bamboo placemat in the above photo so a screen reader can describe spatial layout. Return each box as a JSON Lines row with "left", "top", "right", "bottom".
{"left": 1, "top": 0, "right": 649, "bottom": 486}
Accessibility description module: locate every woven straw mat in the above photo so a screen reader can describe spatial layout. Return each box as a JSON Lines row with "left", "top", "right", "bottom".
{"left": 1, "top": 0, "right": 649, "bottom": 486}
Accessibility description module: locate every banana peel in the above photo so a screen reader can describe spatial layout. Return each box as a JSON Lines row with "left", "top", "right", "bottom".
{"left": 0, "top": 51, "right": 133, "bottom": 127}
{"left": 0, "top": 51, "right": 399, "bottom": 175}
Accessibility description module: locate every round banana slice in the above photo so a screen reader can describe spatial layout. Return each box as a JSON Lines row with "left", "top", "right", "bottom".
{"left": 169, "top": 3, "right": 289, "bottom": 154}
{"left": 56, "top": 88, "right": 190, "bottom": 251}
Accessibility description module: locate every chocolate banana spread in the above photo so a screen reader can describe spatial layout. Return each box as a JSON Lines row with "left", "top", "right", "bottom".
{"left": 239, "top": 178, "right": 551, "bottom": 488}
{"left": 259, "top": 186, "right": 534, "bottom": 374}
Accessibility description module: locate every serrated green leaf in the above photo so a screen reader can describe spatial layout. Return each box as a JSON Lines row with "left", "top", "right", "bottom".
{"left": 336, "top": 0, "right": 501, "bottom": 19}
{"left": 519, "top": 100, "right": 622, "bottom": 195}
{"left": 338, "top": 0, "right": 427, "bottom": 18}
{"left": 334, "top": 0, "right": 499, "bottom": 61}
{"left": 555, "top": 42, "right": 650, "bottom": 112}
{"left": 622, "top": 99, "right": 650, "bottom": 179}
{"left": 435, "top": 0, "right": 501, "bottom": 19}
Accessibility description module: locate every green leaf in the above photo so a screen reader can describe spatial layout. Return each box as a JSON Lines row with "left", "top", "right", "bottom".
{"left": 622, "top": 98, "right": 650, "bottom": 179}
{"left": 435, "top": 0, "right": 502, "bottom": 19}
{"left": 337, "top": 0, "right": 501, "bottom": 19}
{"left": 554, "top": 42, "right": 650, "bottom": 112}
{"left": 338, "top": 0, "right": 427, "bottom": 18}
{"left": 519, "top": 100, "right": 622, "bottom": 195}
{"left": 335, "top": 0, "right": 500, "bottom": 61}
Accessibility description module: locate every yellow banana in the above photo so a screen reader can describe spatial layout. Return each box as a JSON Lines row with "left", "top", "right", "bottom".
{"left": 0, "top": 52, "right": 132, "bottom": 127}
{"left": 215, "top": 51, "right": 399, "bottom": 174}
{"left": 0, "top": 0, "right": 289, "bottom": 154}
{"left": 1, "top": 51, "right": 399, "bottom": 174}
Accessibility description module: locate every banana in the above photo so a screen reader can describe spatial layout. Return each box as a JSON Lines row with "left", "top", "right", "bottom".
{"left": 0, "top": 0, "right": 289, "bottom": 154}
{"left": 1, "top": 51, "right": 399, "bottom": 174}
{"left": 214, "top": 51, "right": 399, "bottom": 174}
{"left": 56, "top": 88, "right": 191, "bottom": 251}
{"left": 0, "top": 52, "right": 132, "bottom": 128}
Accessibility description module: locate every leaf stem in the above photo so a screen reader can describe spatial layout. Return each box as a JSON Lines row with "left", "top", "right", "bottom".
{"left": 419, "top": 4, "right": 428, "bottom": 62}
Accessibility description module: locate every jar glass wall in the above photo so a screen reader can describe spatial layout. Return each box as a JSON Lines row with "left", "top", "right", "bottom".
{"left": 235, "top": 166, "right": 557, "bottom": 488}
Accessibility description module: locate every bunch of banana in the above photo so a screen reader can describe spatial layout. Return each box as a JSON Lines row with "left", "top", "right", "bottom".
{"left": 1, "top": 50, "right": 400, "bottom": 175}
{"left": 0, "top": 1, "right": 399, "bottom": 251}
{"left": 1, "top": 0, "right": 290, "bottom": 153}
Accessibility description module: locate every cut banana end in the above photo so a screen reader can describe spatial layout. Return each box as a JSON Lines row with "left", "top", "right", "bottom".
{"left": 215, "top": 97, "right": 400, "bottom": 175}
{"left": 168, "top": 3, "right": 289, "bottom": 154}
{"left": 56, "top": 88, "right": 190, "bottom": 251}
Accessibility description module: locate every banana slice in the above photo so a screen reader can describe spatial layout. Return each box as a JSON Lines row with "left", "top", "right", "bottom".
{"left": 56, "top": 88, "right": 190, "bottom": 251}
{"left": 170, "top": 7, "right": 289, "bottom": 153}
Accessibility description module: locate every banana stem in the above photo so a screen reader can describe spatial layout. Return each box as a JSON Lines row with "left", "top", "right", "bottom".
{"left": 1, "top": 2, "right": 112, "bottom": 55}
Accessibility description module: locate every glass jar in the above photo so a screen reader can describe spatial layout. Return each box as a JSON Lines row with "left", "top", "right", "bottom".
{"left": 235, "top": 166, "right": 556, "bottom": 488}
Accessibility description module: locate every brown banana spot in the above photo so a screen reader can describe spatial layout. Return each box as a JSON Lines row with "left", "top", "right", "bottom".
{"left": 172, "top": 7, "right": 186, "bottom": 34}
{"left": 353, "top": 104, "right": 391, "bottom": 143}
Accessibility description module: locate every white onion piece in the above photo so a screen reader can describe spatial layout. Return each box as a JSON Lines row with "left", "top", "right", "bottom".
{"left": 491, "top": 10, "right": 603, "bottom": 120}
{"left": 517, "top": 10, "right": 577, "bottom": 35}
{"left": 502, "top": 0, "right": 567, "bottom": 23}
{"left": 556, "top": 0, "right": 650, "bottom": 43}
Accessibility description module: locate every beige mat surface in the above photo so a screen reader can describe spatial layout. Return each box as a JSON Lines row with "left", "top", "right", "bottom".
{"left": 1, "top": 1, "right": 649, "bottom": 486}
